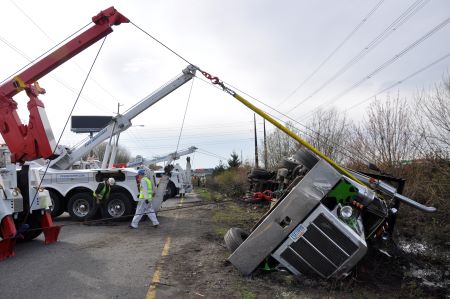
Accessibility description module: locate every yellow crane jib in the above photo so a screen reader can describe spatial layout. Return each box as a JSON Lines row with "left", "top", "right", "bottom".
{"left": 199, "top": 70, "right": 367, "bottom": 187}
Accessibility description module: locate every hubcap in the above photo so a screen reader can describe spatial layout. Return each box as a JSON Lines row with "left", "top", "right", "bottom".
{"left": 73, "top": 198, "right": 90, "bottom": 217}
{"left": 107, "top": 199, "right": 125, "bottom": 217}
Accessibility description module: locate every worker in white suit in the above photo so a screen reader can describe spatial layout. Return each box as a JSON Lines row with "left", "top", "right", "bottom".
{"left": 129, "top": 169, "right": 159, "bottom": 229}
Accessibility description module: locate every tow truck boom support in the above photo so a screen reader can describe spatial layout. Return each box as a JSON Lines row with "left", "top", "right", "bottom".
{"left": 49, "top": 65, "right": 197, "bottom": 170}
{"left": 0, "top": 7, "right": 129, "bottom": 163}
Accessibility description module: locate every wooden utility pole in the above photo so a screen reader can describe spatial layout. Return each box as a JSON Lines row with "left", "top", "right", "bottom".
{"left": 254, "top": 114, "right": 259, "bottom": 168}
{"left": 264, "top": 119, "right": 268, "bottom": 169}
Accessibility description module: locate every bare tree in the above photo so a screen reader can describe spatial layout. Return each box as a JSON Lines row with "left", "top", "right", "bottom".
{"left": 415, "top": 75, "right": 450, "bottom": 159}
{"left": 260, "top": 122, "right": 300, "bottom": 170}
{"left": 351, "top": 94, "right": 418, "bottom": 171}
{"left": 86, "top": 142, "right": 131, "bottom": 163}
{"left": 305, "top": 108, "right": 352, "bottom": 164}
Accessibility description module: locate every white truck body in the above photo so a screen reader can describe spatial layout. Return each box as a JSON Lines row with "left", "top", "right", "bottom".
{"left": 40, "top": 66, "right": 197, "bottom": 220}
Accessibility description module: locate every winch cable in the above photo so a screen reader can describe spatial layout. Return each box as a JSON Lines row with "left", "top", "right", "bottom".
{"left": 129, "top": 22, "right": 380, "bottom": 175}
{"left": 131, "top": 21, "right": 199, "bottom": 160}
{"left": 22, "top": 36, "right": 108, "bottom": 225}
{"left": 195, "top": 75, "right": 381, "bottom": 172}
{"left": 131, "top": 22, "right": 194, "bottom": 67}
{"left": 174, "top": 78, "right": 195, "bottom": 155}
{"left": 0, "top": 22, "right": 91, "bottom": 85}
{"left": 198, "top": 71, "right": 369, "bottom": 186}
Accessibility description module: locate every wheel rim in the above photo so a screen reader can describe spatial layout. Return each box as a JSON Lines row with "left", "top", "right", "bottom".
{"left": 72, "top": 198, "right": 90, "bottom": 217}
{"left": 107, "top": 199, "right": 125, "bottom": 217}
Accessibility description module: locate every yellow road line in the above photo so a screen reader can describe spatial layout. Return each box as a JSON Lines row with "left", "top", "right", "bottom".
{"left": 146, "top": 236, "right": 171, "bottom": 299}
{"left": 147, "top": 197, "right": 185, "bottom": 298}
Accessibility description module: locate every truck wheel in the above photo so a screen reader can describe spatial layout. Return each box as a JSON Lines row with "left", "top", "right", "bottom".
{"left": 19, "top": 214, "right": 42, "bottom": 242}
{"left": 166, "top": 182, "right": 177, "bottom": 199}
{"left": 248, "top": 168, "right": 274, "bottom": 180}
{"left": 104, "top": 192, "right": 132, "bottom": 221}
{"left": 224, "top": 227, "right": 249, "bottom": 252}
{"left": 294, "top": 148, "right": 318, "bottom": 170}
{"left": 68, "top": 193, "right": 96, "bottom": 221}
{"left": 49, "top": 190, "right": 64, "bottom": 218}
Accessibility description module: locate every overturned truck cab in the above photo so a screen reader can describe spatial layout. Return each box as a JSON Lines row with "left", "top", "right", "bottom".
{"left": 226, "top": 148, "right": 436, "bottom": 279}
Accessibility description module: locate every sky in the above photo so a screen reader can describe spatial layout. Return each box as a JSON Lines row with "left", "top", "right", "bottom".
{"left": 1, "top": 0, "right": 449, "bottom": 169}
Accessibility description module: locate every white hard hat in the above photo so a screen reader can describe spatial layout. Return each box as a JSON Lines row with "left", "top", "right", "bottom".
{"left": 107, "top": 178, "right": 115, "bottom": 185}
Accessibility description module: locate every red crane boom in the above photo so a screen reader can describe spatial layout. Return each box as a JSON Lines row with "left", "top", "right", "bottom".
{"left": 0, "top": 6, "right": 129, "bottom": 163}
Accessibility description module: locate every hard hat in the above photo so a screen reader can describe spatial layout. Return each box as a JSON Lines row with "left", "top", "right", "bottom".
{"left": 138, "top": 169, "right": 145, "bottom": 176}
{"left": 107, "top": 177, "right": 115, "bottom": 185}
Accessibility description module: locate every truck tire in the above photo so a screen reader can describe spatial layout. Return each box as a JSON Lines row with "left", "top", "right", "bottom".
{"left": 104, "top": 192, "right": 133, "bottom": 221}
{"left": 49, "top": 190, "right": 64, "bottom": 218}
{"left": 68, "top": 192, "right": 96, "bottom": 221}
{"left": 294, "top": 148, "right": 318, "bottom": 170}
{"left": 224, "top": 227, "right": 249, "bottom": 252}
{"left": 248, "top": 168, "right": 274, "bottom": 180}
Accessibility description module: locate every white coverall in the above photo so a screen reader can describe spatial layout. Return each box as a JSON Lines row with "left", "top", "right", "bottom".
{"left": 130, "top": 177, "right": 159, "bottom": 228}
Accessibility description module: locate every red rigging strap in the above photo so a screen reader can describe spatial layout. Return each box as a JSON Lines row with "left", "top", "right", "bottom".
{"left": 0, "top": 7, "right": 129, "bottom": 163}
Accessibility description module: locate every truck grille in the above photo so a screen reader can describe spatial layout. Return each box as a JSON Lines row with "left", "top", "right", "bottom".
{"left": 273, "top": 205, "right": 366, "bottom": 279}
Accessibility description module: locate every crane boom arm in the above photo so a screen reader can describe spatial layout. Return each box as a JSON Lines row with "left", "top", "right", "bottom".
{"left": 49, "top": 65, "right": 197, "bottom": 170}
{"left": 0, "top": 7, "right": 129, "bottom": 163}
{"left": 127, "top": 146, "right": 198, "bottom": 167}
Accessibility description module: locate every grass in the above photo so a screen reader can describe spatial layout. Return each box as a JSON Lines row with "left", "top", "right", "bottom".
{"left": 211, "top": 198, "right": 269, "bottom": 237}
{"left": 239, "top": 286, "right": 257, "bottom": 299}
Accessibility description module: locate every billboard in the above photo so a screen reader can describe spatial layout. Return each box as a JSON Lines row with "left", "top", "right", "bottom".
{"left": 71, "top": 116, "right": 113, "bottom": 133}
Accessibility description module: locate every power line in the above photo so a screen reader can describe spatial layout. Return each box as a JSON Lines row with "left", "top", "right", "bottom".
{"left": 343, "top": 51, "right": 450, "bottom": 112}
{"left": 299, "top": 15, "right": 450, "bottom": 121}
{"left": 9, "top": 1, "right": 121, "bottom": 102}
{"left": 0, "top": 27, "right": 107, "bottom": 112}
{"left": 277, "top": 0, "right": 385, "bottom": 107}
{"left": 198, "top": 78, "right": 380, "bottom": 167}
{"left": 286, "top": 0, "right": 430, "bottom": 114}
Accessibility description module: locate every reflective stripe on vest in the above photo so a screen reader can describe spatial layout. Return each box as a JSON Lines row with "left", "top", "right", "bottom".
{"left": 139, "top": 177, "right": 153, "bottom": 200}
{"left": 93, "top": 183, "right": 110, "bottom": 201}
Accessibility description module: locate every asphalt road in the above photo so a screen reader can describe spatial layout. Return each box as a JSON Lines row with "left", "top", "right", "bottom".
{"left": 0, "top": 194, "right": 202, "bottom": 299}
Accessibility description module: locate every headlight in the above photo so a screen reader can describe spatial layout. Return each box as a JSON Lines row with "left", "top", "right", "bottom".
{"left": 340, "top": 205, "right": 353, "bottom": 219}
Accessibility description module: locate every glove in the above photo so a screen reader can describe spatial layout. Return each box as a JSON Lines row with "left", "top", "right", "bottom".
{"left": 145, "top": 200, "right": 149, "bottom": 204}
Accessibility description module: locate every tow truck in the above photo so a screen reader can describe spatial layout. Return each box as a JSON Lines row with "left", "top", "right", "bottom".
{"left": 0, "top": 7, "right": 130, "bottom": 260}
{"left": 127, "top": 146, "right": 197, "bottom": 198}
{"left": 42, "top": 63, "right": 196, "bottom": 221}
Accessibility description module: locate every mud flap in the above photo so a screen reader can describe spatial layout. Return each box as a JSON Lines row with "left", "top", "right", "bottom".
{"left": 40, "top": 211, "right": 62, "bottom": 244}
{"left": 0, "top": 215, "right": 17, "bottom": 261}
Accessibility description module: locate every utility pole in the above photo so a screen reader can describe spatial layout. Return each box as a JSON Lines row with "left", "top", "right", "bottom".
{"left": 254, "top": 114, "right": 259, "bottom": 168}
{"left": 264, "top": 119, "right": 268, "bottom": 169}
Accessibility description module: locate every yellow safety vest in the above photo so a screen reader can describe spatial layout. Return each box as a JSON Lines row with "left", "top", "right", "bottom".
{"left": 93, "top": 182, "right": 110, "bottom": 201}
{"left": 139, "top": 177, "right": 153, "bottom": 200}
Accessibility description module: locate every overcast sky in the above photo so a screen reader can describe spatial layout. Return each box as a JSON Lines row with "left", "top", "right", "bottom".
{"left": 1, "top": 0, "right": 449, "bottom": 168}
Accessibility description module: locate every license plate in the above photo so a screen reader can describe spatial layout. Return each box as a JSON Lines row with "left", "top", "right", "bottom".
{"left": 289, "top": 224, "right": 307, "bottom": 242}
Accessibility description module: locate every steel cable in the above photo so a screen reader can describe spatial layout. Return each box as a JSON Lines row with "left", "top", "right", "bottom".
{"left": 22, "top": 37, "right": 108, "bottom": 225}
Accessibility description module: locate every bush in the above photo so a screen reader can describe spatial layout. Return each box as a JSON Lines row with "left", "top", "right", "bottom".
{"left": 207, "top": 167, "right": 249, "bottom": 197}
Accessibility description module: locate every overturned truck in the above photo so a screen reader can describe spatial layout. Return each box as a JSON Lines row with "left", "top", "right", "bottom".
{"left": 226, "top": 148, "right": 436, "bottom": 279}
{"left": 208, "top": 77, "right": 437, "bottom": 280}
